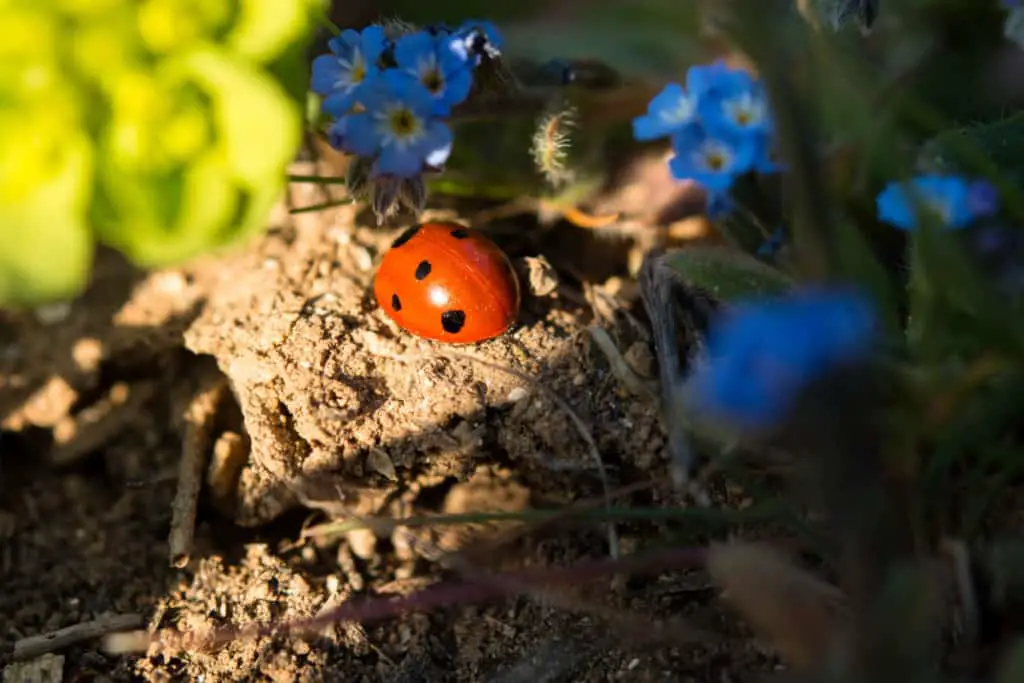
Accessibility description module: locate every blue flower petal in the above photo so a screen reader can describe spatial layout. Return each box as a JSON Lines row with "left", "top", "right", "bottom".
{"left": 375, "top": 145, "right": 425, "bottom": 179}
{"left": 685, "top": 60, "right": 734, "bottom": 98}
{"left": 394, "top": 30, "right": 434, "bottom": 69}
{"left": 328, "top": 30, "right": 360, "bottom": 58}
{"left": 417, "top": 119, "right": 454, "bottom": 168}
{"left": 359, "top": 25, "right": 388, "bottom": 63}
{"left": 668, "top": 125, "right": 761, "bottom": 193}
{"left": 329, "top": 112, "right": 380, "bottom": 157}
{"left": 380, "top": 70, "right": 434, "bottom": 116}
{"left": 441, "top": 64, "right": 473, "bottom": 109}
{"left": 632, "top": 83, "right": 696, "bottom": 141}
{"left": 310, "top": 54, "right": 344, "bottom": 95}
{"left": 876, "top": 175, "right": 978, "bottom": 231}
{"left": 688, "top": 287, "right": 878, "bottom": 431}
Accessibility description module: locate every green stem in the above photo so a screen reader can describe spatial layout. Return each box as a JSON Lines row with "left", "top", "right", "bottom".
{"left": 290, "top": 197, "right": 353, "bottom": 214}
{"left": 317, "top": 11, "right": 341, "bottom": 36}
{"left": 288, "top": 174, "right": 347, "bottom": 185}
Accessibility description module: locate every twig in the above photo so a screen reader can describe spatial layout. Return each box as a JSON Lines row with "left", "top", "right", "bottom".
{"left": 169, "top": 375, "right": 227, "bottom": 568}
{"left": 369, "top": 347, "right": 621, "bottom": 559}
{"left": 14, "top": 613, "right": 144, "bottom": 660}
{"left": 586, "top": 325, "right": 659, "bottom": 400}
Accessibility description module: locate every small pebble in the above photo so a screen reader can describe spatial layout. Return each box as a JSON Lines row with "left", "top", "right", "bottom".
{"left": 507, "top": 387, "right": 529, "bottom": 402}
{"left": 33, "top": 302, "right": 72, "bottom": 325}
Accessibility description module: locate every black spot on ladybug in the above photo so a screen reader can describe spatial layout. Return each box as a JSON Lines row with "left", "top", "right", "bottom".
{"left": 441, "top": 310, "right": 466, "bottom": 334}
{"left": 391, "top": 293, "right": 402, "bottom": 311}
{"left": 415, "top": 260, "right": 432, "bottom": 280}
{"left": 450, "top": 228, "right": 470, "bottom": 239}
{"left": 392, "top": 225, "right": 421, "bottom": 248}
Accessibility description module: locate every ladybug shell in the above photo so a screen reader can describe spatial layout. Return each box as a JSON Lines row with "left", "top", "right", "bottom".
{"left": 373, "top": 222, "right": 521, "bottom": 344}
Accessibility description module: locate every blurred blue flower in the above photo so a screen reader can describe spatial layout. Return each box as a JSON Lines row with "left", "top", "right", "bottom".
{"left": 968, "top": 180, "right": 1000, "bottom": 219}
{"left": 394, "top": 30, "right": 473, "bottom": 115}
{"left": 632, "top": 83, "right": 701, "bottom": 141}
{"left": 312, "top": 26, "right": 388, "bottom": 116}
{"left": 328, "top": 71, "right": 453, "bottom": 178}
{"left": 634, "top": 60, "right": 778, "bottom": 217}
{"left": 668, "top": 124, "right": 762, "bottom": 194}
{"left": 698, "top": 66, "right": 773, "bottom": 138}
{"left": 448, "top": 19, "right": 504, "bottom": 66}
{"left": 684, "top": 60, "right": 737, "bottom": 98}
{"left": 687, "top": 287, "right": 878, "bottom": 431}
{"left": 876, "top": 175, "right": 982, "bottom": 230}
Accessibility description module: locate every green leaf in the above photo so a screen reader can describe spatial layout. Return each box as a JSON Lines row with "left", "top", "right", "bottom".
{"left": 663, "top": 246, "right": 794, "bottom": 304}
{"left": 228, "top": 0, "right": 321, "bottom": 64}
{"left": 997, "top": 639, "right": 1024, "bottom": 683}
{"left": 0, "top": 133, "right": 94, "bottom": 306}
{"left": 178, "top": 46, "right": 302, "bottom": 187}
{"left": 499, "top": 2, "right": 702, "bottom": 80}
{"left": 93, "top": 47, "right": 302, "bottom": 267}
{"left": 906, "top": 221, "right": 1024, "bottom": 361}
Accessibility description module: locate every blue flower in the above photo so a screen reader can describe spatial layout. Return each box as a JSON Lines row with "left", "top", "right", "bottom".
{"left": 687, "top": 287, "right": 878, "bottom": 431}
{"left": 668, "top": 124, "right": 762, "bottom": 194}
{"left": 968, "top": 179, "right": 1000, "bottom": 219}
{"left": 876, "top": 175, "right": 980, "bottom": 230}
{"left": 329, "top": 71, "right": 453, "bottom": 178}
{"left": 698, "top": 67, "right": 773, "bottom": 138}
{"left": 684, "top": 59, "right": 738, "bottom": 98}
{"left": 312, "top": 26, "right": 388, "bottom": 116}
{"left": 632, "top": 83, "right": 700, "bottom": 141}
{"left": 448, "top": 19, "right": 504, "bottom": 66}
{"left": 393, "top": 30, "right": 473, "bottom": 115}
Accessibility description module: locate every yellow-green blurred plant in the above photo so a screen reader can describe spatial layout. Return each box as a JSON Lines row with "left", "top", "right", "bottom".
{"left": 0, "top": 0, "right": 323, "bottom": 306}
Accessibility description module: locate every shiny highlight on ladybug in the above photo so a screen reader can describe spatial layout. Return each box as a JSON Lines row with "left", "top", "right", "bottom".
{"left": 373, "top": 222, "right": 521, "bottom": 344}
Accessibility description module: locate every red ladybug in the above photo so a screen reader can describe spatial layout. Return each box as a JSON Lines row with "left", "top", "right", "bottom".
{"left": 373, "top": 221, "right": 520, "bottom": 344}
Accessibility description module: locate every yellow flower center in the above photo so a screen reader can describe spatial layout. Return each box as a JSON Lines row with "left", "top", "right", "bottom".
{"left": 351, "top": 56, "right": 367, "bottom": 84}
{"left": 421, "top": 68, "right": 443, "bottom": 94}
{"left": 705, "top": 151, "right": 726, "bottom": 171}
{"left": 389, "top": 109, "right": 418, "bottom": 136}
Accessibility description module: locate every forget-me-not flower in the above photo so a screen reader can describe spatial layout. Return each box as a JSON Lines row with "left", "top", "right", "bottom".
{"left": 393, "top": 30, "right": 473, "bottom": 115}
{"left": 633, "top": 60, "right": 778, "bottom": 214}
{"left": 698, "top": 68, "right": 773, "bottom": 138}
{"left": 686, "top": 287, "right": 878, "bottom": 432}
{"left": 632, "top": 83, "right": 701, "bottom": 142}
{"left": 312, "top": 26, "right": 388, "bottom": 116}
{"left": 876, "top": 175, "right": 985, "bottom": 230}
{"left": 330, "top": 71, "right": 453, "bottom": 179}
{"left": 668, "top": 124, "right": 763, "bottom": 193}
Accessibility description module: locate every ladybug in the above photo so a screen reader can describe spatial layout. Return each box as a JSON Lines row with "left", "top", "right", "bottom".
{"left": 373, "top": 222, "right": 521, "bottom": 344}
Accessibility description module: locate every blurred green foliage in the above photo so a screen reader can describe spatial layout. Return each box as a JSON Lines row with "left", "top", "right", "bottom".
{"left": 0, "top": 0, "right": 322, "bottom": 306}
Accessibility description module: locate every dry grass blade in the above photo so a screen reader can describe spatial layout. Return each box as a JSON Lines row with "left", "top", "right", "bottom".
{"left": 707, "top": 541, "right": 848, "bottom": 671}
